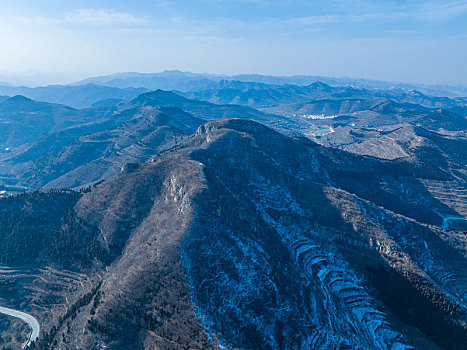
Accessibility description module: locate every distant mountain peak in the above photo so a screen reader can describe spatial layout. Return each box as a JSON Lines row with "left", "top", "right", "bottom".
{"left": 5, "top": 95, "right": 33, "bottom": 103}
{"left": 308, "top": 81, "right": 333, "bottom": 91}
{"left": 134, "top": 89, "right": 187, "bottom": 105}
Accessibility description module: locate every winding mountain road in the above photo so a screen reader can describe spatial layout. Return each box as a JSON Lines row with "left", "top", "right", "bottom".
{"left": 441, "top": 215, "right": 467, "bottom": 229}
{"left": 0, "top": 305, "right": 40, "bottom": 349}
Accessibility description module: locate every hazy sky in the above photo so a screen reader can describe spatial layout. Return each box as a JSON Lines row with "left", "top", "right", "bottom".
{"left": 0, "top": 0, "right": 466, "bottom": 86}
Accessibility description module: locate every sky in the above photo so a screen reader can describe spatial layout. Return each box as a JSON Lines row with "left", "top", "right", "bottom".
{"left": 0, "top": 0, "right": 466, "bottom": 86}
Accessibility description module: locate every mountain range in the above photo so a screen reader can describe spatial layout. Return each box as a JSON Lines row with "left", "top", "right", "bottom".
{"left": 0, "top": 73, "right": 465, "bottom": 350}
{"left": 0, "top": 84, "right": 148, "bottom": 108}
{"left": 0, "top": 71, "right": 466, "bottom": 110}
{"left": 76, "top": 70, "right": 467, "bottom": 98}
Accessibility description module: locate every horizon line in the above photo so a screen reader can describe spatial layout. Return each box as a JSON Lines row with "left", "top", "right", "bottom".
{"left": 1, "top": 70, "right": 467, "bottom": 90}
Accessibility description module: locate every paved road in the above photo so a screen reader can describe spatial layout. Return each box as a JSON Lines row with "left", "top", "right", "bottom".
{"left": 442, "top": 215, "right": 467, "bottom": 229}
{"left": 0, "top": 305, "right": 40, "bottom": 349}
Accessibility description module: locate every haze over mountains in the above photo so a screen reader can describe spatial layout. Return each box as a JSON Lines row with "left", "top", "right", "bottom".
{"left": 0, "top": 72, "right": 466, "bottom": 350}
{"left": 1, "top": 71, "right": 467, "bottom": 110}
{"left": 74, "top": 71, "right": 467, "bottom": 97}
{"left": 0, "top": 84, "right": 149, "bottom": 109}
